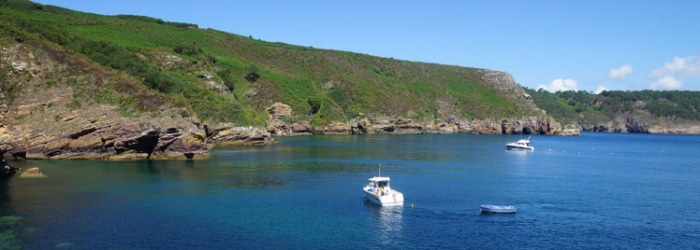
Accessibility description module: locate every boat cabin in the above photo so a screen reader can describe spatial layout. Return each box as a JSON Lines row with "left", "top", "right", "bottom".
{"left": 367, "top": 176, "right": 391, "bottom": 192}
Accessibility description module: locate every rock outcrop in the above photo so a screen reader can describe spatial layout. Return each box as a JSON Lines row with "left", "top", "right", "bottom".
{"left": 618, "top": 116, "right": 649, "bottom": 133}
{"left": 262, "top": 102, "right": 564, "bottom": 136}
{"left": 501, "top": 116, "right": 563, "bottom": 135}
{"left": 316, "top": 122, "right": 351, "bottom": 135}
{"left": 6, "top": 121, "right": 209, "bottom": 160}
{"left": 19, "top": 167, "right": 45, "bottom": 178}
{"left": 206, "top": 123, "right": 274, "bottom": 146}
{"left": 578, "top": 115, "right": 649, "bottom": 134}
{"left": 478, "top": 69, "right": 539, "bottom": 111}
{"left": 0, "top": 43, "right": 274, "bottom": 160}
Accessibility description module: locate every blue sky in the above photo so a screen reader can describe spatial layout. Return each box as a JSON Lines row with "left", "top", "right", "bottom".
{"left": 33, "top": 0, "right": 700, "bottom": 93}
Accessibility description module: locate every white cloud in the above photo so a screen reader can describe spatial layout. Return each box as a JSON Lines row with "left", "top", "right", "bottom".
{"left": 649, "top": 76, "right": 683, "bottom": 90}
{"left": 647, "top": 54, "right": 700, "bottom": 90}
{"left": 537, "top": 78, "right": 578, "bottom": 92}
{"left": 609, "top": 65, "right": 633, "bottom": 80}
{"left": 649, "top": 55, "right": 700, "bottom": 78}
{"left": 594, "top": 86, "right": 608, "bottom": 94}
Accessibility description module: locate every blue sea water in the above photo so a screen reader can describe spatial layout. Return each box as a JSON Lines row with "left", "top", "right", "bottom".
{"left": 1, "top": 133, "right": 699, "bottom": 249}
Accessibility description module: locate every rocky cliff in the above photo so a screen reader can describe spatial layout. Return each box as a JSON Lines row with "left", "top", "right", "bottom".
{"left": 0, "top": 42, "right": 566, "bottom": 161}
{"left": 0, "top": 3, "right": 575, "bottom": 161}
{"left": 263, "top": 69, "right": 572, "bottom": 137}
{"left": 0, "top": 41, "right": 272, "bottom": 160}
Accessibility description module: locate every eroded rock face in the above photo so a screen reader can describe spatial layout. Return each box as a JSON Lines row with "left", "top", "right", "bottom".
{"left": 262, "top": 102, "right": 564, "bottom": 136}
{"left": 0, "top": 42, "right": 219, "bottom": 160}
{"left": 501, "top": 116, "right": 563, "bottom": 135}
{"left": 367, "top": 118, "right": 424, "bottom": 134}
{"left": 267, "top": 102, "right": 292, "bottom": 120}
{"left": 206, "top": 123, "right": 274, "bottom": 146}
{"left": 151, "top": 126, "right": 209, "bottom": 160}
{"left": 478, "top": 69, "right": 540, "bottom": 111}
{"left": 578, "top": 115, "right": 649, "bottom": 134}
{"left": 317, "top": 122, "right": 350, "bottom": 135}
{"left": 9, "top": 121, "right": 208, "bottom": 160}
{"left": 621, "top": 116, "right": 649, "bottom": 133}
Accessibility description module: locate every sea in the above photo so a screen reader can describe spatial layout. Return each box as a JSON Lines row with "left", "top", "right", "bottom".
{"left": 1, "top": 133, "right": 699, "bottom": 249}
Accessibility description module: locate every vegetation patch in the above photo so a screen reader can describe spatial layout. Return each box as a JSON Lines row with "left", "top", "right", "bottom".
{"left": 1, "top": 0, "right": 568, "bottom": 127}
{"left": 525, "top": 88, "right": 700, "bottom": 124}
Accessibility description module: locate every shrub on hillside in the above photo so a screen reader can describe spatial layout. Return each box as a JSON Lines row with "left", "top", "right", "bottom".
{"left": 173, "top": 42, "right": 203, "bottom": 57}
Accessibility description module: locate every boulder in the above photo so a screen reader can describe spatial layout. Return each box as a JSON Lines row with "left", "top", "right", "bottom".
{"left": 559, "top": 128, "right": 581, "bottom": 136}
{"left": 350, "top": 117, "right": 370, "bottom": 134}
{"left": 19, "top": 167, "right": 46, "bottom": 178}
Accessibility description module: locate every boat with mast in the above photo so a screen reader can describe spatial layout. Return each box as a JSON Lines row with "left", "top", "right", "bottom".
{"left": 362, "top": 165, "right": 404, "bottom": 206}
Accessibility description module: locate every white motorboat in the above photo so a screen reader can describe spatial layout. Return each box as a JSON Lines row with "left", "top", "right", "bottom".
{"left": 363, "top": 166, "right": 404, "bottom": 206}
{"left": 480, "top": 204, "right": 517, "bottom": 214}
{"left": 506, "top": 136, "right": 534, "bottom": 150}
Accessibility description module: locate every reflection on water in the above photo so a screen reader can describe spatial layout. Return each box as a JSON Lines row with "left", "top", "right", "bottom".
{"left": 365, "top": 201, "right": 404, "bottom": 246}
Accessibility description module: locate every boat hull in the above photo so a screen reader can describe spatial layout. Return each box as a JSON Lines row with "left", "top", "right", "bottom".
{"left": 506, "top": 145, "right": 534, "bottom": 150}
{"left": 363, "top": 188, "right": 404, "bottom": 206}
{"left": 480, "top": 205, "right": 517, "bottom": 214}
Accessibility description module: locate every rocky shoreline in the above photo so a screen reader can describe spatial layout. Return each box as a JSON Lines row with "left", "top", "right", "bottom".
{"left": 0, "top": 103, "right": 576, "bottom": 161}
{"left": 8, "top": 100, "right": 699, "bottom": 161}
{"left": 10, "top": 106, "right": 700, "bottom": 161}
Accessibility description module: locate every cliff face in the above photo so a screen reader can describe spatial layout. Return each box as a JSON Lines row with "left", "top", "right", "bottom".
{"left": 477, "top": 69, "right": 538, "bottom": 110}
{"left": 580, "top": 115, "right": 649, "bottom": 133}
{"left": 0, "top": 42, "right": 565, "bottom": 161}
{"left": 257, "top": 68, "right": 567, "bottom": 136}
{"left": 0, "top": 41, "right": 270, "bottom": 160}
{"left": 264, "top": 70, "right": 569, "bottom": 137}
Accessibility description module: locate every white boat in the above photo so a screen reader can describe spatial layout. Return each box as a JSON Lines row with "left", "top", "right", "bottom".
{"left": 480, "top": 204, "right": 517, "bottom": 214}
{"left": 363, "top": 165, "right": 404, "bottom": 206}
{"left": 505, "top": 136, "right": 534, "bottom": 150}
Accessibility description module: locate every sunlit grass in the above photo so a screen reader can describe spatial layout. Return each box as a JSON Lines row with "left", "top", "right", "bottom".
{"left": 1, "top": 0, "right": 531, "bottom": 126}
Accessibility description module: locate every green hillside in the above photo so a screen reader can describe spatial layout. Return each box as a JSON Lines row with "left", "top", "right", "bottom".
{"left": 525, "top": 88, "right": 700, "bottom": 125}
{"left": 1, "top": 0, "right": 538, "bottom": 128}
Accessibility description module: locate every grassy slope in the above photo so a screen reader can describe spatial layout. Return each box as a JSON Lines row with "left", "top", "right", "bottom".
{"left": 1, "top": 0, "right": 529, "bottom": 127}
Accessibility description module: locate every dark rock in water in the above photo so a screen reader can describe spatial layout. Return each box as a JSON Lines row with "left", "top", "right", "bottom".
{"left": 1, "top": 158, "right": 19, "bottom": 178}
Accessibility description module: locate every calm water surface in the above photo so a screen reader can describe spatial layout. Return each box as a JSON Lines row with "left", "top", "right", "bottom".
{"left": 1, "top": 133, "right": 699, "bottom": 249}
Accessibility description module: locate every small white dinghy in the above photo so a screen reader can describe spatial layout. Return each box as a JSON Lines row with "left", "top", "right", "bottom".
{"left": 480, "top": 204, "right": 517, "bottom": 214}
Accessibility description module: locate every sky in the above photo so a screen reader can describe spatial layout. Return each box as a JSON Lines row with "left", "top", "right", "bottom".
{"left": 32, "top": 0, "right": 700, "bottom": 93}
